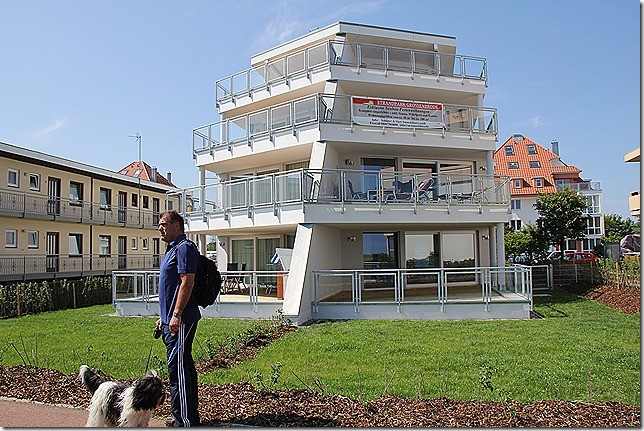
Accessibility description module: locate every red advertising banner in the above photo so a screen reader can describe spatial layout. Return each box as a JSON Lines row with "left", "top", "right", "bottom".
{"left": 351, "top": 97, "right": 444, "bottom": 128}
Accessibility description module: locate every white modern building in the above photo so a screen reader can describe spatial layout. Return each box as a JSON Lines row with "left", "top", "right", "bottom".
{"left": 116, "top": 22, "right": 532, "bottom": 323}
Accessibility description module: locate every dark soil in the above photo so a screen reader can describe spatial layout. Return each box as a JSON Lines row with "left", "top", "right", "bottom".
{"left": 0, "top": 365, "right": 640, "bottom": 427}
{"left": 0, "top": 284, "right": 640, "bottom": 427}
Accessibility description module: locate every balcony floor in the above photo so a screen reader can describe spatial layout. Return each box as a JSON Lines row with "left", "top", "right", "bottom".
{"left": 320, "top": 285, "right": 527, "bottom": 303}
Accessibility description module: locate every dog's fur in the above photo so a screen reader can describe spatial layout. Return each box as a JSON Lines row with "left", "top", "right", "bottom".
{"left": 79, "top": 365, "right": 165, "bottom": 427}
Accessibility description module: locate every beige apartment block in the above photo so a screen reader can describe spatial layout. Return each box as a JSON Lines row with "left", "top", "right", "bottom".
{"left": 0, "top": 141, "right": 179, "bottom": 282}
{"left": 624, "top": 147, "right": 640, "bottom": 218}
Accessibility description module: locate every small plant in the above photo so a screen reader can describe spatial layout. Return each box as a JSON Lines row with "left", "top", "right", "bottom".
{"left": 478, "top": 361, "right": 496, "bottom": 399}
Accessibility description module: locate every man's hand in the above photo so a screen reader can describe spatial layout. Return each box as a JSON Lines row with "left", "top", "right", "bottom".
{"left": 169, "top": 315, "right": 181, "bottom": 334}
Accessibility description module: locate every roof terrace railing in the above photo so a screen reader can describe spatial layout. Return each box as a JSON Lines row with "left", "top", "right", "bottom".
{"left": 215, "top": 40, "right": 487, "bottom": 103}
{"left": 168, "top": 168, "right": 511, "bottom": 218}
{"left": 193, "top": 93, "right": 498, "bottom": 154}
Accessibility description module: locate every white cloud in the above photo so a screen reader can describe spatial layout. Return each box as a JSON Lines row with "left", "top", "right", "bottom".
{"left": 30, "top": 118, "right": 68, "bottom": 139}
{"left": 528, "top": 116, "right": 541, "bottom": 128}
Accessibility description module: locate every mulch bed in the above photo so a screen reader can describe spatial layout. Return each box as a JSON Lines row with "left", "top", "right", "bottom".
{"left": 565, "top": 283, "right": 640, "bottom": 315}
{"left": 0, "top": 365, "right": 639, "bottom": 427}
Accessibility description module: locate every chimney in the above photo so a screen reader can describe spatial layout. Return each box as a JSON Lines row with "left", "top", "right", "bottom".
{"left": 551, "top": 140, "right": 559, "bottom": 156}
{"left": 151, "top": 166, "right": 157, "bottom": 182}
{"left": 166, "top": 171, "right": 172, "bottom": 184}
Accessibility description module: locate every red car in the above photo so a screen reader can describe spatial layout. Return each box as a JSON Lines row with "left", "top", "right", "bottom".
{"left": 562, "top": 251, "right": 598, "bottom": 263}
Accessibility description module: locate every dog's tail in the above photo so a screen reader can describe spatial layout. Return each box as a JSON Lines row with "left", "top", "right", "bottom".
{"left": 79, "top": 365, "right": 104, "bottom": 395}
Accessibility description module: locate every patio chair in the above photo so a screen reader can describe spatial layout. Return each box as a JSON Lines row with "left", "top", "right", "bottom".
{"left": 347, "top": 180, "right": 367, "bottom": 201}
{"left": 391, "top": 179, "right": 413, "bottom": 201}
{"left": 223, "top": 262, "right": 238, "bottom": 293}
{"left": 417, "top": 178, "right": 435, "bottom": 201}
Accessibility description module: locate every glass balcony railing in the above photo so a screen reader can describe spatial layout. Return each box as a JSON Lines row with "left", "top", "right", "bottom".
{"left": 168, "top": 169, "right": 511, "bottom": 217}
{"left": 193, "top": 93, "right": 498, "bottom": 154}
{"left": 555, "top": 181, "right": 601, "bottom": 192}
{"left": 215, "top": 40, "right": 487, "bottom": 103}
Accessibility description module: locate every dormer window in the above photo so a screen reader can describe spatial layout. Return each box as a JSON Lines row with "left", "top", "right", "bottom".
{"left": 529, "top": 160, "right": 541, "bottom": 168}
{"left": 527, "top": 144, "right": 537, "bottom": 155}
{"left": 508, "top": 162, "right": 519, "bottom": 169}
{"left": 535, "top": 178, "right": 544, "bottom": 188}
{"left": 513, "top": 179, "right": 522, "bottom": 189}
{"left": 505, "top": 146, "right": 515, "bottom": 156}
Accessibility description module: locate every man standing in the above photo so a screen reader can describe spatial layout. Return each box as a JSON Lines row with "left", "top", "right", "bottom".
{"left": 157, "top": 210, "right": 200, "bottom": 427}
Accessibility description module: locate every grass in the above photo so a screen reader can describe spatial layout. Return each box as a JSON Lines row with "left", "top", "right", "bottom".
{"left": 0, "top": 289, "right": 639, "bottom": 405}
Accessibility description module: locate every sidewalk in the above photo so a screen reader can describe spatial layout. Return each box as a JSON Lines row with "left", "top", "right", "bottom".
{"left": 0, "top": 397, "right": 165, "bottom": 428}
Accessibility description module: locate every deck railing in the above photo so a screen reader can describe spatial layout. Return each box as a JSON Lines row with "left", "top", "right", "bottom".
{"left": 313, "top": 265, "right": 533, "bottom": 312}
{"left": 215, "top": 40, "right": 487, "bottom": 103}
{"left": 193, "top": 94, "right": 497, "bottom": 154}
{"left": 168, "top": 168, "right": 511, "bottom": 217}
{"left": 0, "top": 254, "right": 161, "bottom": 281}
{"left": 0, "top": 188, "right": 160, "bottom": 228}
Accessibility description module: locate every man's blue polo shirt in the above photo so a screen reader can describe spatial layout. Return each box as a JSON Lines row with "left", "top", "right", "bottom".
{"left": 159, "top": 233, "right": 201, "bottom": 325}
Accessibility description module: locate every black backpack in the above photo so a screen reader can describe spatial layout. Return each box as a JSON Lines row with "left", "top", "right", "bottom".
{"left": 183, "top": 240, "right": 222, "bottom": 308}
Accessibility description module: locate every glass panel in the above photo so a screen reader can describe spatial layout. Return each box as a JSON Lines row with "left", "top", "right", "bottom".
{"left": 287, "top": 51, "right": 305, "bottom": 75}
{"left": 249, "top": 67, "right": 266, "bottom": 89}
{"left": 444, "top": 106, "right": 470, "bottom": 131}
{"left": 329, "top": 41, "right": 357, "bottom": 66}
{"left": 257, "top": 238, "right": 280, "bottom": 271}
{"left": 250, "top": 176, "right": 273, "bottom": 207}
{"left": 387, "top": 47, "right": 412, "bottom": 72}
{"left": 227, "top": 179, "right": 248, "bottom": 209}
{"left": 231, "top": 239, "right": 254, "bottom": 271}
{"left": 99, "top": 236, "right": 110, "bottom": 255}
{"left": 267, "top": 58, "right": 285, "bottom": 81}
{"left": 405, "top": 234, "right": 440, "bottom": 269}
{"left": 363, "top": 232, "right": 397, "bottom": 270}
{"left": 275, "top": 171, "right": 301, "bottom": 203}
{"left": 231, "top": 71, "right": 248, "bottom": 95}
{"left": 442, "top": 233, "right": 475, "bottom": 268}
{"left": 249, "top": 111, "right": 268, "bottom": 135}
{"left": 271, "top": 104, "right": 291, "bottom": 129}
{"left": 308, "top": 43, "right": 328, "bottom": 67}
{"left": 413, "top": 51, "right": 436, "bottom": 74}
{"left": 360, "top": 45, "right": 385, "bottom": 69}
{"left": 293, "top": 97, "right": 316, "bottom": 124}
{"left": 228, "top": 117, "right": 247, "bottom": 142}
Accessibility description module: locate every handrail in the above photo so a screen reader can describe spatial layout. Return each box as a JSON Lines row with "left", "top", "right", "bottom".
{"left": 0, "top": 188, "right": 161, "bottom": 228}
{"left": 168, "top": 168, "right": 511, "bottom": 218}
{"left": 215, "top": 40, "right": 487, "bottom": 103}
{"left": 193, "top": 93, "right": 498, "bottom": 154}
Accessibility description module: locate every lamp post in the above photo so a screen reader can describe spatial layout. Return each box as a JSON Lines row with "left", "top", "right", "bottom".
{"left": 129, "top": 133, "right": 142, "bottom": 226}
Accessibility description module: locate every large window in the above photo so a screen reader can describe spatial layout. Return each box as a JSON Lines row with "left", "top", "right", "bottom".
{"left": 363, "top": 232, "right": 398, "bottom": 270}
{"left": 70, "top": 181, "right": 83, "bottom": 205}
{"left": 231, "top": 239, "right": 254, "bottom": 270}
{"left": 100, "top": 188, "right": 112, "bottom": 209}
{"left": 405, "top": 233, "right": 440, "bottom": 269}
{"left": 585, "top": 195, "right": 600, "bottom": 214}
{"left": 442, "top": 233, "right": 475, "bottom": 269}
{"left": 99, "top": 235, "right": 111, "bottom": 256}
{"left": 69, "top": 234, "right": 83, "bottom": 256}
{"left": 587, "top": 216, "right": 602, "bottom": 235}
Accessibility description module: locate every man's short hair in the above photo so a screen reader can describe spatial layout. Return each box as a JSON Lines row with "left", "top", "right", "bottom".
{"left": 160, "top": 210, "right": 185, "bottom": 232}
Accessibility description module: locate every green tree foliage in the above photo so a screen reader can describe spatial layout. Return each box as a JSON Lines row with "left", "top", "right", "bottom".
{"left": 602, "top": 214, "right": 640, "bottom": 243}
{"left": 534, "top": 188, "right": 588, "bottom": 252}
{"left": 504, "top": 223, "right": 549, "bottom": 262}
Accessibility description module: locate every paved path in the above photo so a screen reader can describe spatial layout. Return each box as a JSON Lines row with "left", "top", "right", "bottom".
{"left": 0, "top": 397, "right": 166, "bottom": 428}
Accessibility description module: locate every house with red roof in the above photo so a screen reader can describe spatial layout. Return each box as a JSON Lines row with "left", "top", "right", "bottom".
{"left": 493, "top": 134, "right": 603, "bottom": 252}
{"left": 118, "top": 161, "right": 176, "bottom": 187}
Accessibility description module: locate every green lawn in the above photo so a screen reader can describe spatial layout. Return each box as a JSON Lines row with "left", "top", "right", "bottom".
{"left": 0, "top": 289, "right": 639, "bottom": 405}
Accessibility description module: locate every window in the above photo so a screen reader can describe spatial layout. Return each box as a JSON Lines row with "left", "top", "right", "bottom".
{"left": 69, "top": 234, "right": 83, "bottom": 256}
{"left": 5, "top": 229, "right": 17, "bottom": 248}
{"left": 535, "top": 178, "right": 544, "bottom": 188}
{"left": 587, "top": 216, "right": 602, "bottom": 235}
{"left": 508, "top": 162, "right": 519, "bottom": 169}
{"left": 505, "top": 146, "right": 515, "bottom": 156}
{"left": 509, "top": 219, "right": 522, "bottom": 231}
{"left": 527, "top": 144, "right": 537, "bottom": 155}
{"left": 8, "top": 169, "right": 19, "bottom": 187}
{"left": 142, "top": 237, "right": 149, "bottom": 250}
{"left": 529, "top": 160, "right": 541, "bottom": 168}
{"left": 99, "top": 235, "right": 111, "bottom": 256}
{"left": 132, "top": 193, "right": 138, "bottom": 207}
{"left": 555, "top": 179, "right": 571, "bottom": 190}
{"left": 511, "top": 199, "right": 522, "bottom": 210}
{"left": 142, "top": 195, "right": 149, "bottom": 209}
{"left": 131, "top": 237, "right": 138, "bottom": 250}
{"left": 585, "top": 195, "right": 600, "bottom": 213}
{"left": 27, "top": 230, "right": 39, "bottom": 248}
{"left": 513, "top": 179, "right": 522, "bottom": 189}
{"left": 70, "top": 182, "right": 83, "bottom": 205}
{"left": 100, "top": 188, "right": 111, "bottom": 209}
{"left": 29, "top": 173, "right": 40, "bottom": 191}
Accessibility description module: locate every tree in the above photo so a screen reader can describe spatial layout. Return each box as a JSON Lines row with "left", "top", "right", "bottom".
{"left": 602, "top": 214, "right": 640, "bottom": 243}
{"left": 504, "top": 223, "right": 549, "bottom": 262}
{"left": 534, "top": 188, "right": 588, "bottom": 252}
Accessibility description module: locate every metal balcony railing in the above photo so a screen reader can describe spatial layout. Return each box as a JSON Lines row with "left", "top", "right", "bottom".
{"left": 555, "top": 181, "right": 601, "bottom": 192}
{"left": 168, "top": 168, "right": 511, "bottom": 218}
{"left": 193, "top": 93, "right": 498, "bottom": 154}
{"left": 0, "top": 254, "right": 161, "bottom": 281}
{"left": 215, "top": 40, "right": 487, "bottom": 103}
{"left": 0, "top": 188, "right": 161, "bottom": 228}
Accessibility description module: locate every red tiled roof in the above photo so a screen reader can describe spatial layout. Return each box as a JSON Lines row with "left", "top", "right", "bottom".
{"left": 118, "top": 161, "right": 175, "bottom": 187}
{"left": 493, "top": 135, "right": 581, "bottom": 197}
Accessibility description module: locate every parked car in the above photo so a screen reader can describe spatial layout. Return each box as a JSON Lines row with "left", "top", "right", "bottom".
{"left": 562, "top": 251, "right": 598, "bottom": 263}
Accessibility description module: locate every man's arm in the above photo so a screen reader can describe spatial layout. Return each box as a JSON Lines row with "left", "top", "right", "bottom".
{"left": 169, "top": 273, "right": 195, "bottom": 334}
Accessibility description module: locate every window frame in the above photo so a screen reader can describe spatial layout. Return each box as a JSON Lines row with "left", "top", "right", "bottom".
{"left": 5, "top": 229, "right": 18, "bottom": 248}
{"left": 8, "top": 168, "right": 19, "bottom": 188}
{"left": 131, "top": 236, "right": 138, "bottom": 250}
{"left": 69, "top": 233, "right": 83, "bottom": 256}
{"left": 508, "top": 162, "right": 519, "bottom": 169}
{"left": 100, "top": 187, "right": 112, "bottom": 210}
{"left": 535, "top": 178, "right": 544, "bottom": 188}
{"left": 132, "top": 193, "right": 138, "bottom": 207}
{"left": 529, "top": 160, "right": 541, "bottom": 168}
{"left": 504, "top": 146, "right": 515, "bottom": 156}
{"left": 29, "top": 173, "right": 41, "bottom": 191}
{"left": 27, "top": 230, "right": 39, "bottom": 248}
{"left": 99, "top": 235, "right": 111, "bottom": 256}
{"left": 142, "top": 237, "right": 149, "bottom": 250}
{"left": 527, "top": 144, "right": 537, "bottom": 155}
{"left": 69, "top": 181, "right": 84, "bottom": 206}
{"left": 513, "top": 179, "right": 522, "bottom": 189}
{"left": 142, "top": 195, "right": 149, "bottom": 209}
{"left": 511, "top": 199, "right": 522, "bottom": 210}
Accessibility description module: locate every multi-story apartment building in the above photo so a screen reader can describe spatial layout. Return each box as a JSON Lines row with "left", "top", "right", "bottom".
{"left": 493, "top": 134, "right": 604, "bottom": 252}
{"left": 0, "top": 141, "right": 178, "bottom": 282}
{"left": 118, "top": 22, "right": 533, "bottom": 322}
{"left": 624, "top": 147, "right": 640, "bottom": 218}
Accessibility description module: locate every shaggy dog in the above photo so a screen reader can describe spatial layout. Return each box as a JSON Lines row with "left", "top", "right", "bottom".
{"left": 79, "top": 365, "right": 165, "bottom": 427}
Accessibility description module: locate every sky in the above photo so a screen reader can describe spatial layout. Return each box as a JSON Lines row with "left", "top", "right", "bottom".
{"left": 0, "top": 0, "right": 640, "bottom": 219}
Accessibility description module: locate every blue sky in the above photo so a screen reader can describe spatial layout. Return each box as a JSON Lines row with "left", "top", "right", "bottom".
{"left": 0, "top": 0, "right": 639, "bottom": 218}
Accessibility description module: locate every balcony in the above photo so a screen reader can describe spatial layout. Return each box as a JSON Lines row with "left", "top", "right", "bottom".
{"left": 555, "top": 181, "right": 601, "bottom": 192}
{"left": 0, "top": 188, "right": 160, "bottom": 228}
{"left": 0, "top": 254, "right": 161, "bottom": 283}
{"left": 193, "top": 94, "right": 497, "bottom": 161}
{"left": 215, "top": 40, "right": 487, "bottom": 104}
{"left": 169, "top": 168, "right": 510, "bottom": 229}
